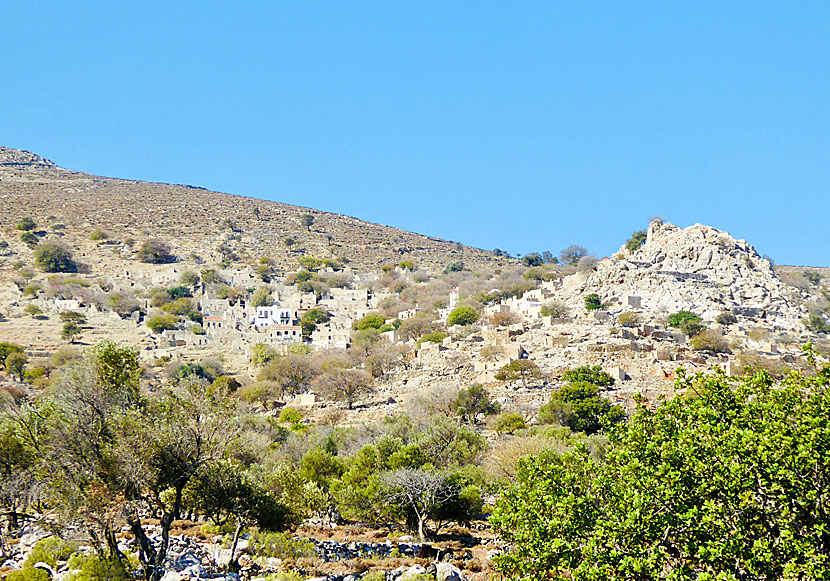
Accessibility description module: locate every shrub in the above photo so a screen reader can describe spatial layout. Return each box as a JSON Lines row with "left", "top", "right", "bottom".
{"left": 448, "top": 305, "right": 478, "bottom": 326}
{"left": 690, "top": 329, "right": 730, "bottom": 353}
{"left": 584, "top": 294, "right": 603, "bottom": 311}
{"left": 89, "top": 229, "right": 108, "bottom": 241}
{"left": 353, "top": 313, "right": 386, "bottom": 330}
{"left": 537, "top": 382, "right": 625, "bottom": 434}
{"left": 540, "top": 301, "right": 569, "bottom": 319}
{"left": 454, "top": 383, "right": 500, "bottom": 422}
{"left": 146, "top": 313, "right": 178, "bottom": 333}
{"left": 278, "top": 406, "right": 304, "bottom": 424}
{"left": 577, "top": 255, "right": 598, "bottom": 273}
{"left": 65, "top": 553, "right": 131, "bottom": 580}
{"left": 17, "top": 217, "right": 37, "bottom": 231}
{"left": 443, "top": 261, "right": 466, "bottom": 273}
{"left": 20, "top": 231, "right": 39, "bottom": 246}
{"left": 417, "top": 331, "right": 448, "bottom": 346}
{"left": 34, "top": 242, "right": 76, "bottom": 272}
{"left": 137, "top": 239, "right": 174, "bottom": 263}
{"left": 560, "top": 245, "right": 587, "bottom": 266}
{"left": 495, "top": 360, "right": 544, "bottom": 387}
{"left": 805, "top": 313, "right": 830, "bottom": 334}
{"left": 667, "top": 310, "right": 704, "bottom": 336}
{"left": 616, "top": 312, "right": 641, "bottom": 327}
{"left": 625, "top": 229, "right": 647, "bottom": 252}
{"left": 250, "top": 531, "right": 316, "bottom": 559}
{"left": 716, "top": 311, "right": 738, "bottom": 326}
{"left": 521, "top": 253, "right": 543, "bottom": 267}
{"left": 562, "top": 365, "right": 615, "bottom": 387}
{"left": 492, "top": 412, "right": 527, "bottom": 434}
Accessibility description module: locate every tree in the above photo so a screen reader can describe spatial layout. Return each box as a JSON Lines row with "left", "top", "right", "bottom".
{"left": 62, "top": 322, "right": 83, "bottom": 343}
{"left": 34, "top": 242, "right": 76, "bottom": 273}
{"left": 521, "top": 253, "right": 543, "bottom": 267}
{"left": 5, "top": 352, "right": 28, "bottom": 382}
{"left": 583, "top": 293, "right": 603, "bottom": 311}
{"left": 559, "top": 245, "right": 587, "bottom": 266}
{"left": 668, "top": 310, "right": 704, "bottom": 336}
{"left": 252, "top": 287, "right": 274, "bottom": 307}
{"left": 353, "top": 313, "right": 386, "bottom": 330}
{"left": 447, "top": 306, "right": 478, "bottom": 327}
{"left": 495, "top": 360, "right": 543, "bottom": 388}
{"left": 300, "top": 308, "right": 330, "bottom": 339}
{"left": 537, "top": 381, "right": 624, "bottom": 434}
{"left": 300, "top": 214, "right": 315, "bottom": 232}
{"left": 492, "top": 365, "right": 830, "bottom": 580}
{"left": 315, "top": 368, "right": 374, "bottom": 409}
{"left": 454, "top": 384, "right": 500, "bottom": 423}
{"left": 0, "top": 343, "right": 24, "bottom": 371}
{"left": 137, "top": 239, "right": 174, "bottom": 264}
{"left": 382, "top": 468, "right": 455, "bottom": 542}
{"left": 625, "top": 229, "right": 647, "bottom": 252}
{"left": 258, "top": 355, "right": 318, "bottom": 399}
{"left": 561, "top": 365, "right": 615, "bottom": 387}
{"left": 146, "top": 313, "right": 178, "bottom": 333}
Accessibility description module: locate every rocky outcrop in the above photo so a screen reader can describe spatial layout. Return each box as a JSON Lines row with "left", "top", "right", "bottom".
{"left": 564, "top": 221, "right": 807, "bottom": 329}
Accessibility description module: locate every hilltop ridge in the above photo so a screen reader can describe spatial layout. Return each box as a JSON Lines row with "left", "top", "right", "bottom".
{"left": 0, "top": 146, "right": 502, "bottom": 272}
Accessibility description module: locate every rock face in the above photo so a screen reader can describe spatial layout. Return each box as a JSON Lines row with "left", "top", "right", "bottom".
{"left": 566, "top": 221, "right": 805, "bottom": 328}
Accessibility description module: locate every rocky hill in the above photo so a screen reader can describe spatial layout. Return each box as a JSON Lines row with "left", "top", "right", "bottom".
{"left": 563, "top": 221, "right": 810, "bottom": 331}
{"left": 0, "top": 146, "right": 502, "bottom": 273}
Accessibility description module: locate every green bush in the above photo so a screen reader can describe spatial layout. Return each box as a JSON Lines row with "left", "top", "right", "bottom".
{"left": 278, "top": 406, "right": 304, "bottom": 425}
{"left": 616, "top": 312, "right": 640, "bottom": 327}
{"left": 584, "top": 294, "right": 603, "bottom": 311}
{"left": 417, "top": 331, "right": 448, "bottom": 346}
{"left": 353, "top": 313, "right": 386, "bottom": 330}
{"left": 17, "top": 217, "right": 37, "bottom": 231}
{"left": 667, "top": 310, "right": 704, "bottom": 336}
{"left": 34, "top": 242, "right": 76, "bottom": 272}
{"left": 625, "top": 229, "right": 647, "bottom": 252}
{"left": 146, "top": 313, "right": 178, "bottom": 333}
{"left": 250, "top": 531, "right": 316, "bottom": 559}
{"left": 562, "top": 365, "right": 615, "bottom": 387}
{"left": 137, "top": 239, "right": 174, "bottom": 263}
{"left": 690, "top": 329, "right": 730, "bottom": 353}
{"left": 716, "top": 311, "right": 738, "bottom": 326}
{"left": 492, "top": 412, "right": 527, "bottom": 434}
{"left": 20, "top": 231, "right": 39, "bottom": 246}
{"left": 538, "top": 382, "right": 625, "bottom": 434}
{"left": 805, "top": 313, "right": 830, "bottom": 334}
{"left": 65, "top": 553, "right": 131, "bottom": 581}
{"left": 447, "top": 305, "right": 479, "bottom": 326}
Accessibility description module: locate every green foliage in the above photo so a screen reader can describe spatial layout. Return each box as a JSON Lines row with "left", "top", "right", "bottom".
{"left": 521, "top": 253, "right": 543, "bottom": 267}
{"left": 625, "top": 229, "right": 647, "bottom": 252}
{"left": 62, "top": 322, "right": 82, "bottom": 343}
{"left": 0, "top": 342, "right": 24, "bottom": 370}
{"left": 805, "top": 313, "right": 830, "bottom": 334}
{"left": 65, "top": 553, "right": 132, "bottom": 580}
{"left": 540, "top": 301, "right": 568, "bottom": 319}
{"left": 89, "top": 229, "right": 108, "bottom": 241}
{"left": 492, "top": 367, "right": 830, "bottom": 580}
{"left": 494, "top": 359, "right": 543, "bottom": 387}
{"left": 252, "top": 287, "right": 274, "bottom": 307}
{"left": 561, "top": 365, "right": 615, "bottom": 387}
{"left": 353, "top": 313, "right": 386, "bottom": 330}
{"left": 560, "top": 245, "right": 587, "bottom": 266}
{"left": 616, "top": 311, "right": 640, "bottom": 327}
{"left": 416, "top": 331, "right": 448, "bottom": 346}
{"left": 5, "top": 351, "right": 28, "bottom": 381}
{"left": 454, "top": 384, "right": 500, "bottom": 422}
{"left": 161, "top": 297, "right": 195, "bottom": 316}
{"left": 278, "top": 406, "right": 303, "bottom": 425}
{"left": 717, "top": 311, "right": 738, "bottom": 325}
{"left": 538, "top": 382, "right": 624, "bottom": 434}
{"left": 34, "top": 242, "right": 76, "bottom": 272}
{"left": 447, "top": 305, "right": 478, "bottom": 327}
{"left": 398, "top": 260, "right": 416, "bottom": 271}
{"left": 690, "top": 328, "right": 731, "bottom": 353}
{"left": 250, "top": 531, "right": 316, "bottom": 559}
{"left": 167, "top": 285, "right": 193, "bottom": 299}
{"left": 20, "top": 231, "right": 39, "bottom": 246}
{"left": 146, "top": 313, "right": 178, "bottom": 333}
{"left": 137, "top": 239, "right": 174, "bottom": 263}
{"left": 492, "top": 412, "right": 526, "bottom": 434}
{"left": 16, "top": 217, "right": 37, "bottom": 231}
{"left": 250, "top": 343, "right": 278, "bottom": 366}
{"left": 583, "top": 293, "right": 603, "bottom": 311}
{"left": 668, "top": 310, "right": 704, "bottom": 336}
{"left": 443, "top": 261, "right": 466, "bottom": 273}
{"left": 300, "top": 307, "right": 330, "bottom": 338}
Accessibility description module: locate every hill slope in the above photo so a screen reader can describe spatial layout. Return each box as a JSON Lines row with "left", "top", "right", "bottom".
{"left": 0, "top": 146, "right": 501, "bottom": 272}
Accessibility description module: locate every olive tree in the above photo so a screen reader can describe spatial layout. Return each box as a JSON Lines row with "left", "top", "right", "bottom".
{"left": 492, "top": 359, "right": 830, "bottom": 580}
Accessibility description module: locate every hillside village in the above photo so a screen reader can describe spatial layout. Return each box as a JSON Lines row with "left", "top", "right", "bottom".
{"left": 0, "top": 147, "right": 829, "bottom": 581}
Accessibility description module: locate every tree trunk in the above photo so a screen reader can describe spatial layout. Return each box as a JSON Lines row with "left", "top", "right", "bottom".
{"left": 417, "top": 515, "right": 427, "bottom": 543}
{"left": 228, "top": 522, "right": 243, "bottom": 570}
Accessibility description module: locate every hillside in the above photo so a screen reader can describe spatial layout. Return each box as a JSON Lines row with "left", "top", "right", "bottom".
{"left": 0, "top": 146, "right": 502, "bottom": 273}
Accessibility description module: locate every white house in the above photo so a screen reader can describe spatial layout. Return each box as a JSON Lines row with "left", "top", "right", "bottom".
{"left": 249, "top": 305, "right": 294, "bottom": 328}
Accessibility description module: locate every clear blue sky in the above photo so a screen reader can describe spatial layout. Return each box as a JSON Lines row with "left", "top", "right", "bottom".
{"left": 2, "top": 2, "right": 828, "bottom": 265}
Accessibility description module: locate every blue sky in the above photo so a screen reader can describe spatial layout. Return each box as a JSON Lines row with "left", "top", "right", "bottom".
{"left": 2, "top": 2, "right": 828, "bottom": 265}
